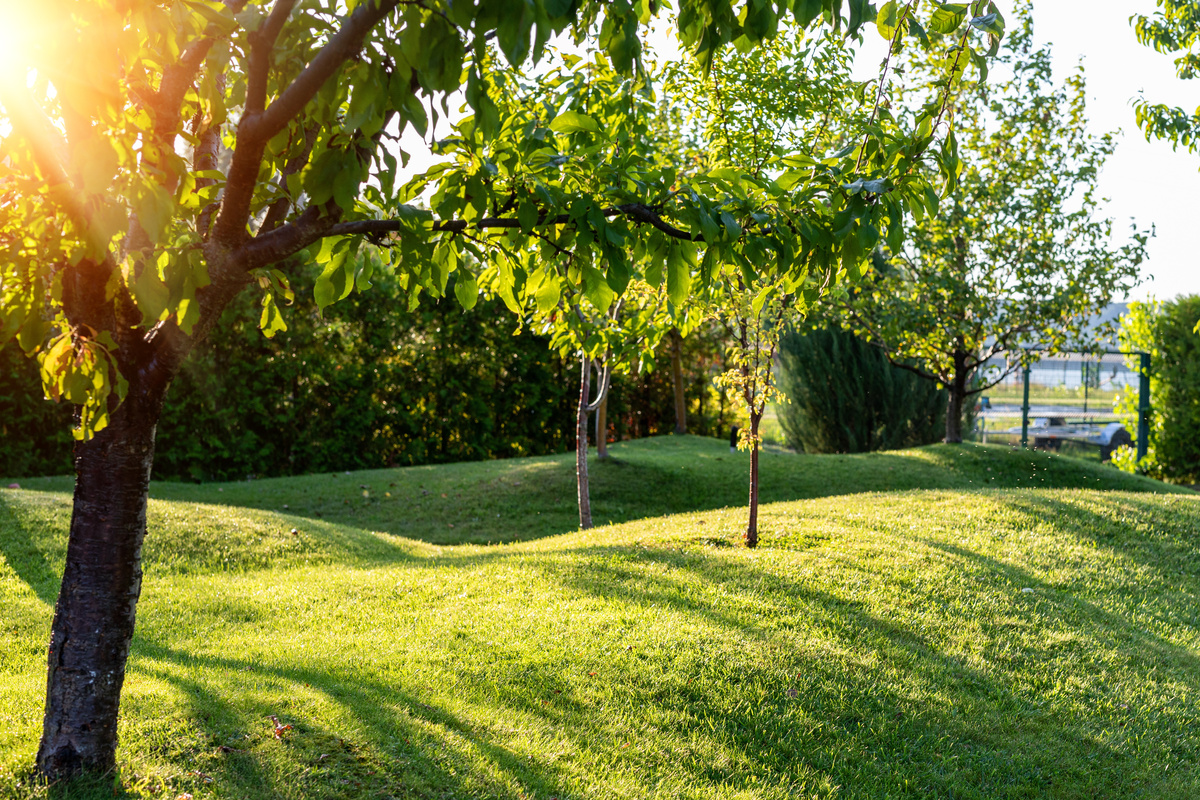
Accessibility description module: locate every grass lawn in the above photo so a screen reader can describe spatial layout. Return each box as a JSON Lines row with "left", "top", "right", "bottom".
{"left": 1, "top": 437, "right": 1197, "bottom": 798}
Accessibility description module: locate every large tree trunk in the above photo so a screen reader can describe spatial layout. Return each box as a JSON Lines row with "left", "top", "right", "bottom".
{"left": 37, "top": 383, "right": 164, "bottom": 778}
{"left": 745, "top": 411, "right": 762, "bottom": 548}
{"left": 596, "top": 391, "right": 609, "bottom": 460}
{"left": 669, "top": 328, "right": 687, "bottom": 435}
{"left": 944, "top": 350, "right": 968, "bottom": 444}
{"left": 576, "top": 356, "right": 593, "bottom": 529}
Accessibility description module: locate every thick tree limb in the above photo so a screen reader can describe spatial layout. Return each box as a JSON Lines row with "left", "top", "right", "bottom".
{"left": 212, "top": 0, "right": 400, "bottom": 246}
{"left": 252, "top": 0, "right": 401, "bottom": 140}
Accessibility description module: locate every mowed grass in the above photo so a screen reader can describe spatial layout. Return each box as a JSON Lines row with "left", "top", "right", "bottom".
{"left": 12, "top": 435, "right": 1177, "bottom": 547}
{"left": 1, "top": 437, "right": 1197, "bottom": 799}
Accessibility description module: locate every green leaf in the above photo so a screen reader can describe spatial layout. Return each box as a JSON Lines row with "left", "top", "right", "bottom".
{"left": 549, "top": 110, "right": 600, "bottom": 134}
{"left": 134, "top": 183, "right": 174, "bottom": 244}
{"left": 582, "top": 266, "right": 615, "bottom": 312}
{"left": 970, "top": 12, "right": 1004, "bottom": 36}
{"left": 533, "top": 272, "right": 560, "bottom": 314}
{"left": 847, "top": 0, "right": 875, "bottom": 37}
{"left": 131, "top": 261, "right": 170, "bottom": 323}
{"left": 666, "top": 245, "right": 693, "bottom": 307}
{"left": 793, "top": 0, "right": 823, "bottom": 28}
{"left": 930, "top": 3, "right": 968, "bottom": 34}
{"left": 259, "top": 291, "right": 287, "bottom": 338}
{"left": 518, "top": 198, "right": 540, "bottom": 233}
{"left": 314, "top": 251, "right": 353, "bottom": 312}
{"left": 876, "top": 1, "right": 901, "bottom": 40}
{"left": 453, "top": 272, "right": 479, "bottom": 310}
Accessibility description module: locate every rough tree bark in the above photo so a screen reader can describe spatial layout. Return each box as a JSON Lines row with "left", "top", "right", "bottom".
{"left": 669, "top": 327, "right": 687, "bottom": 435}
{"left": 36, "top": 384, "right": 165, "bottom": 776}
{"left": 945, "top": 348, "right": 969, "bottom": 443}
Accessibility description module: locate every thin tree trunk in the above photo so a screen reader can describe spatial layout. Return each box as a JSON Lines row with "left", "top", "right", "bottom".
{"left": 945, "top": 350, "right": 968, "bottom": 444}
{"left": 37, "top": 387, "right": 163, "bottom": 777}
{"left": 745, "top": 410, "right": 762, "bottom": 548}
{"left": 576, "top": 356, "right": 592, "bottom": 529}
{"left": 669, "top": 328, "right": 687, "bottom": 435}
{"left": 596, "top": 391, "right": 609, "bottom": 460}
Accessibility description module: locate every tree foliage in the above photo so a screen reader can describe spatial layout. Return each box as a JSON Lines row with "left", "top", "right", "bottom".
{"left": 844, "top": 13, "right": 1148, "bottom": 442}
{"left": 0, "top": 0, "right": 1010, "bottom": 779}
{"left": 1133, "top": 0, "right": 1200, "bottom": 152}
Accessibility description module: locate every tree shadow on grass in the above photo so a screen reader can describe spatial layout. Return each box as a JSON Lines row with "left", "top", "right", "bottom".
{"left": 119, "top": 639, "right": 579, "bottom": 800}
{"left": 0, "top": 492, "right": 68, "bottom": 606}
{"left": 72, "top": 531, "right": 1198, "bottom": 800}
{"left": 509, "top": 538, "right": 1200, "bottom": 798}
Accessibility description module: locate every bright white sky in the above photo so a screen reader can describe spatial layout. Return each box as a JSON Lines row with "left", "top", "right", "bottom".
{"left": 401, "top": 1, "right": 1197, "bottom": 302}
{"left": 1029, "top": 0, "right": 1198, "bottom": 302}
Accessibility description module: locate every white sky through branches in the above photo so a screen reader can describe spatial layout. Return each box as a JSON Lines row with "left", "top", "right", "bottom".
{"left": 398, "top": 2, "right": 1196, "bottom": 302}
{"left": 853, "top": 0, "right": 1197, "bottom": 302}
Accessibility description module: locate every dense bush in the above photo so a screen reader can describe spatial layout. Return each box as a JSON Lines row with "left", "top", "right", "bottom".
{"left": 2, "top": 260, "right": 732, "bottom": 481}
{"left": 1115, "top": 296, "right": 1200, "bottom": 483}
{"left": 0, "top": 342, "right": 74, "bottom": 479}
{"left": 152, "top": 266, "right": 581, "bottom": 481}
{"left": 776, "top": 326, "right": 948, "bottom": 453}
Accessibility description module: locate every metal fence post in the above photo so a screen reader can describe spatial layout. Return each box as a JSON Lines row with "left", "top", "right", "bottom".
{"left": 1020, "top": 363, "right": 1031, "bottom": 449}
{"left": 1137, "top": 351, "right": 1151, "bottom": 462}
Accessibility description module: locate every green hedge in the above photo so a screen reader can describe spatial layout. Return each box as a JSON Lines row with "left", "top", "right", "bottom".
{"left": 1, "top": 262, "right": 730, "bottom": 481}
{"left": 152, "top": 269, "right": 581, "bottom": 481}
{"left": 0, "top": 342, "right": 74, "bottom": 479}
{"left": 1117, "top": 296, "right": 1200, "bottom": 483}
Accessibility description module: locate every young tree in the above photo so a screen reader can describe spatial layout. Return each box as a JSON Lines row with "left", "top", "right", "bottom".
{"left": 844, "top": 14, "right": 1148, "bottom": 442}
{"left": 665, "top": 25, "right": 869, "bottom": 546}
{"left": 0, "top": 0, "right": 1000, "bottom": 779}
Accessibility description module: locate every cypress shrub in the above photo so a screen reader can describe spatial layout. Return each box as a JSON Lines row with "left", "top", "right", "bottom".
{"left": 1153, "top": 296, "right": 1200, "bottom": 481}
{"left": 776, "top": 326, "right": 948, "bottom": 453}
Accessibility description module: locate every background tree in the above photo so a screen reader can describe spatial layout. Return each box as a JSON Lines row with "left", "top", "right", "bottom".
{"left": 0, "top": 0, "right": 1002, "bottom": 780}
{"left": 845, "top": 13, "right": 1148, "bottom": 443}
{"left": 665, "top": 23, "right": 867, "bottom": 546}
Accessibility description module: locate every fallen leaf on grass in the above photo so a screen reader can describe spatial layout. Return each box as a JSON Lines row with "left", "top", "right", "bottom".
{"left": 267, "top": 715, "right": 294, "bottom": 739}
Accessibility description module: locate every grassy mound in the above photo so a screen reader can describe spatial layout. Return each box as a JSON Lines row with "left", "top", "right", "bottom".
{"left": 2, "top": 438, "right": 1197, "bottom": 799}
{"left": 15, "top": 436, "right": 1182, "bottom": 548}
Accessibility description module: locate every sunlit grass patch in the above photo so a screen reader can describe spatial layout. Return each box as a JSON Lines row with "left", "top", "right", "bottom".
{"left": 1, "top": 438, "right": 1197, "bottom": 798}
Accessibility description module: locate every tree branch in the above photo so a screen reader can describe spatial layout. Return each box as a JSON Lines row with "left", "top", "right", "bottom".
{"left": 320, "top": 202, "right": 701, "bottom": 242}
{"left": 245, "top": 0, "right": 299, "bottom": 117}
{"left": 253, "top": 0, "right": 401, "bottom": 140}
{"left": 211, "top": 0, "right": 399, "bottom": 246}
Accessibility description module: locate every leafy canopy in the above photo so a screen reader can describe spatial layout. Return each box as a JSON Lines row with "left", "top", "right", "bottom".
{"left": 0, "top": 0, "right": 1004, "bottom": 440}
